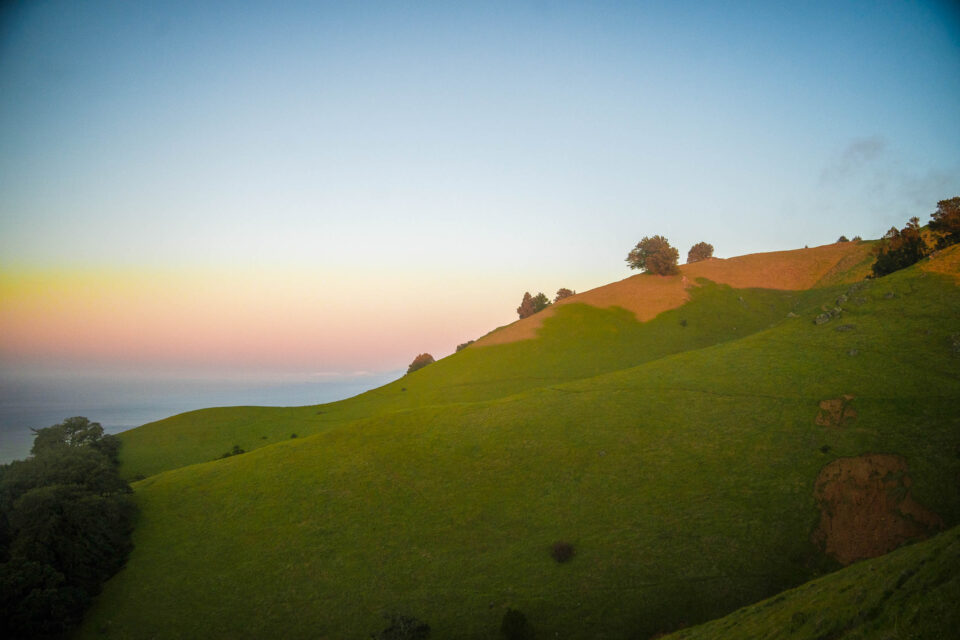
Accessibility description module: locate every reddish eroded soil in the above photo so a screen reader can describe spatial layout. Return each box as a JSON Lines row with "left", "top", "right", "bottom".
{"left": 815, "top": 395, "right": 858, "bottom": 426}
{"left": 812, "top": 454, "right": 943, "bottom": 565}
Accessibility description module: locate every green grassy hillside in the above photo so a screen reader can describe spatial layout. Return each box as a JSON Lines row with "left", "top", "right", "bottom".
{"left": 118, "top": 243, "right": 878, "bottom": 480}
{"left": 78, "top": 251, "right": 960, "bottom": 639}
{"left": 119, "top": 281, "right": 799, "bottom": 479}
{"left": 665, "top": 525, "right": 960, "bottom": 640}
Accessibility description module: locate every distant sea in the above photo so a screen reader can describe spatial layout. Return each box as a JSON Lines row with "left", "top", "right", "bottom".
{"left": 0, "top": 370, "right": 399, "bottom": 465}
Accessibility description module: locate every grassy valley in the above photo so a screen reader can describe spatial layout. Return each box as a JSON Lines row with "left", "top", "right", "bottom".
{"left": 78, "top": 243, "right": 960, "bottom": 639}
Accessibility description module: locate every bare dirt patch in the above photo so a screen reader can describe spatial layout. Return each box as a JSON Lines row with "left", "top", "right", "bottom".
{"left": 815, "top": 395, "right": 858, "bottom": 427}
{"left": 684, "top": 242, "right": 873, "bottom": 291}
{"left": 812, "top": 454, "right": 943, "bottom": 565}
{"left": 475, "top": 274, "right": 693, "bottom": 346}
{"left": 475, "top": 243, "right": 873, "bottom": 347}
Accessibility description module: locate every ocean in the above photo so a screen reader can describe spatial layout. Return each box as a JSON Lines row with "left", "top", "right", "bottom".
{"left": 0, "top": 370, "right": 400, "bottom": 465}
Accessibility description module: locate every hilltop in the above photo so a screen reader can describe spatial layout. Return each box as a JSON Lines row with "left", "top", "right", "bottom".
{"left": 79, "top": 241, "right": 959, "bottom": 639}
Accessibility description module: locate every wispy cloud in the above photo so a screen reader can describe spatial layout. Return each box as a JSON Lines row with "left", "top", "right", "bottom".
{"left": 820, "top": 136, "right": 886, "bottom": 184}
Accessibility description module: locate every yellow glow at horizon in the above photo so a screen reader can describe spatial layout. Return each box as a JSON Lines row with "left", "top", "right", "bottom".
{"left": 0, "top": 266, "right": 512, "bottom": 371}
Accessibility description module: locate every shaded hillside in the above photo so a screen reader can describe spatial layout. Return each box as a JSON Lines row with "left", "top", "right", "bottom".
{"left": 117, "top": 242, "right": 875, "bottom": 480}
{"left": 79, "top": 253, "right": 960, "bottom": 639}
{"left": 666, "top": 525, "right": 960, "bottom": 640}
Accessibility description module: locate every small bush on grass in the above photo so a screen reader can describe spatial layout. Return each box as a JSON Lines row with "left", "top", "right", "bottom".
{"left": 407, "top": 353, "right": 435, "bottom": 374}
{"left": 550, "top": 541, "right": 575, "bottom": 563}
{"left": 501, "top": 608, "right": 534, "bottom": 640}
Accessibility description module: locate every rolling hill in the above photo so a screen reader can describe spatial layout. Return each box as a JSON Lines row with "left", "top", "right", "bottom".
{"left": 78, "top": 241, "right": 960, "bottom": 639}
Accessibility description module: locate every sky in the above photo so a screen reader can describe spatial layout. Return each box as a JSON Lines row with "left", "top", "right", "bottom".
{"left": 1, "top": 0, "right": 959, "bottom": 378}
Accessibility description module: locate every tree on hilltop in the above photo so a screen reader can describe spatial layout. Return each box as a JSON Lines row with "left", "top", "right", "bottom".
{"left": 517, "top": 292, "right": 551, "bottom": 319}
{"left": 406, "top": 353, "right": 435, "bottom": 374}
{"left": 871, "top": 217, "right": 928, "bottom": 277}
{"left": 554, "top": 288, "right": 575, "bottom": 302}
{"left": 626, "top": 235, "right": 679, "bottom": 275}
{"left": 686, "top": 241, "right": 714, "bottom": 263}
{"left": 929, "top": 196, "right": 960, "bottom": 249}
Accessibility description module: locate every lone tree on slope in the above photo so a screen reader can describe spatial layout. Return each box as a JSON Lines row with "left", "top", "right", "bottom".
{"left": 406, "top": 353, "right": 435, "bottom": 374}
{"left": 517, "top": 292, "right": 551, "bottom": 319}
{"left": 626, "top": 235, "right": 679, "bottom": 275}
{"left": 686, "top": 241, "right": 714, "bottom": 263}
{"left": 554, "top": 288, "right": 575, "bottom": 302}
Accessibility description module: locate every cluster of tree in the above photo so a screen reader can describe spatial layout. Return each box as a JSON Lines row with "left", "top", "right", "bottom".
{"left": 517, "top": 292, "right": 551, "bottom": 319}
{"left": 872, "top": 197, "right": 959, "bottom": 277}
{"left": 407, "top": 353, "right": 435, "bottom": 374}
{"left": 0, "top": 417, "right": 136, "bottom": 639}
{"left": 627, "top": 236, "right": 715, "bottom": 274}
{"left": 516, "top": 288, "right": 575, "bottom": 319}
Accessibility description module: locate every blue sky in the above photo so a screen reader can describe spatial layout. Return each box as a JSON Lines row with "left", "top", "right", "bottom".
{"left": 1, "top": 0, "right": 959, "bottom": 374}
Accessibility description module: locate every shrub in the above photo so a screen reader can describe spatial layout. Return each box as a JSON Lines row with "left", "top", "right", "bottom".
{"left": 837, "top": 235, "right": 849, "bottom": 242}
{"left": 456, "top": 340, "right": 475, "bottom": 352}
{"left": 406, "top": 353, "right": 435, "bottom": 374}
{"left": 220, "top": 445, "right": 245, "bottom": 459}
{"left": 554, "top": 288, "right": 575, "bottom": 302}
{"left": 852, "top": 235, "right": 863, "bottom": 242}
{"left": 517, "top": 292, "right": 551, "bottom": 319}
{"left": 550, "top": 541, "right": 575, "bottom": 563}
{"left": 501, "top": 608, "right": 534, "bottom": 640}
{"left": 626, "top": 236, "right": 679, "bottom": 275}
{"left": 686, "top": 241, "right": 714, "bottom": 263}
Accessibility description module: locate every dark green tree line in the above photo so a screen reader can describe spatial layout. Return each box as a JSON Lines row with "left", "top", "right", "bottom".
{"left": 0, "top": 417, "right": 136, "bottom": 639}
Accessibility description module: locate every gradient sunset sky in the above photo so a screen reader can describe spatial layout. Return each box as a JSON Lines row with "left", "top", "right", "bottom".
{"left": 2, "top": 0, "right": 959, "bottom": 378}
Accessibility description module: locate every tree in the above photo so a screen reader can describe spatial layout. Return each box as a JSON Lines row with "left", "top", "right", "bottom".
{"left": 0, "top": 418, "right": 135, "bottom": 639}
{"left": 686, "top": 241, "right": 714, "bottom": 263}
{"left": 626, "top": 236, "right": 679, "bottom": 275}
{"left": 30, "top": 416, "right": 105, "bottom": 456}
{"left": 517, "top": 292, "right": 551, "bottom": 319}
{"left": 554, "top": 288, "right": 575, "bottom": 302}
{"left": 837, "top": 235, "right": 849, "bottom": 243}
{"left": 872, "top": 217, "right": 929, "bottom": 277}
{"left": 406, "top": 353, "right": 435, "bottom": 374}
{"left": 929, "top": 196, "right": 960, "bottom": 249}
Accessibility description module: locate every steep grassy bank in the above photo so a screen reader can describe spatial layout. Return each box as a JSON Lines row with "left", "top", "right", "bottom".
{"left": 666, "top": 525, "right": 960, "bottom": 640}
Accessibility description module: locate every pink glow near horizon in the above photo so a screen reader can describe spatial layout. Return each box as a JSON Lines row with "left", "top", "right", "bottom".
{"left": 0, "top": 267, "right": 522, "bottom": 374}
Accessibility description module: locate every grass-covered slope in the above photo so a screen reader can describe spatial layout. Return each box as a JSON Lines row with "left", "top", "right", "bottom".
{"left": 665, "top": 525, "right": 960, "bottom": 640}
{"left": 119, "top": 282, "right": 798, "bottom": 479}
{"left": 118, "top": 243, "right": 874, "bottom": 480}
{"left": 79, "top": 257, "right": 960, "bottom": 639}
